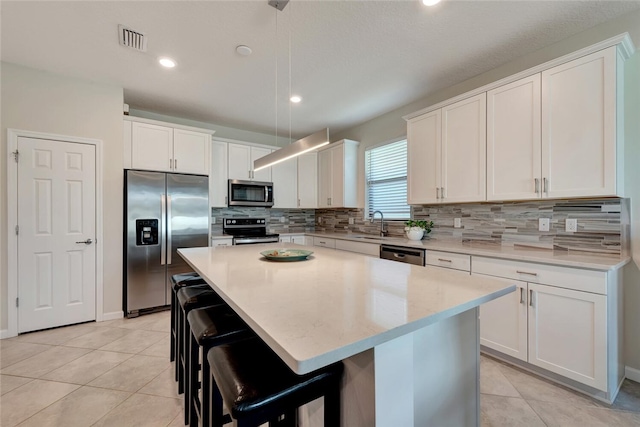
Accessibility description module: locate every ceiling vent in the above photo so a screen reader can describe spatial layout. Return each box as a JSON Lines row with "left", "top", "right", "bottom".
{"left": 118, "top": 25, "right": 147, "bottom": 52}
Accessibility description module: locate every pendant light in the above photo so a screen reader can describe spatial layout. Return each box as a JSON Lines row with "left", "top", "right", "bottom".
{"left": 254, "top": 0, "right": 330, "bottom": 172}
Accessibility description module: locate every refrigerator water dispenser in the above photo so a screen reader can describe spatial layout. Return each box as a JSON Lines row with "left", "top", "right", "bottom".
{"left": 136, "top": 219, "right": 158, "bottom": 245}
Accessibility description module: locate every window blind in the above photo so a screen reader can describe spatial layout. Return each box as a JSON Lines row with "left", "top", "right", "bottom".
{"left": 366, "top": 140, "right": 410, "bottom": 220}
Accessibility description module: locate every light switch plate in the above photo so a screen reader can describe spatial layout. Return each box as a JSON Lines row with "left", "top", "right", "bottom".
{"left": 539, "top": 218, "right": 550, "bottom": 232}
{"left": 348, "top": 217, "right": 355, "bottom": 225}
{"left": 566, "top": 218, "right": 577, "bottom": 232}
{"left": 454, "top": 218, "right": 462, "bottom": 228}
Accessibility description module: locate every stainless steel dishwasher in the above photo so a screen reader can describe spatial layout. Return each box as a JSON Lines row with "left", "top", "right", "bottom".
{"left": 380, "top": 244, "right": 425, "bottom": 266}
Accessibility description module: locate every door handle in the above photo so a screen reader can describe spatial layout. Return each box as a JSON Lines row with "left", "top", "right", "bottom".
{"left": 520, "top": 287, "right": 525, "bottom": 304}
{"left": 436, "top": 188, "right": 440, "bottom": 199}
{"left": 75, "top": 239, "right": 93, "bottom": 245}
{"left": 393, "top": 253, "right": 406, "bottom": 258}
{"left": 160, "top": 194, "right": 166, "bottom": 266}
{"left": 174, "top": 159, "right": 177, "bottom": 170}
{"left": 167, "top": 195, "right": 172, "bottom": 265}
{"left": 441, "top": 187, "right": 445, "bottom": 200}
{"left": 534, "top": 178, "right": 540, "bottom": 194}
{"left": 437, "top": 258, "right": 452, "bottom": 263}
{"left": 265, "top": 186, "right": 269, "bottom": 203}
{"left": 516, "top": 270, "right": 538, "bottom": 276}
{"left": 543, "top": 177, "right": 548, "bottom": 195}
{"left": 529, "top": 289, "right": 534, "bottom": 307}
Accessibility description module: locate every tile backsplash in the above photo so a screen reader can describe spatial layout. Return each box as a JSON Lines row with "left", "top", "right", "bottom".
{"left": 213, "top": 198, "right": 628, "bottom": 256}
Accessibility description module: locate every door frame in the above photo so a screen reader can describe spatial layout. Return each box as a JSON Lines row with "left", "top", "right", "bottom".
{"left": 6, "top": 129, "right": 104, "bottom": 338}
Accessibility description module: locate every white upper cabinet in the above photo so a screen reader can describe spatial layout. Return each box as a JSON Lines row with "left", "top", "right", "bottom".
{"left": 210, "top": 139, "right": 228, "bottom": 207}
{"left": 407, "top": 110, "right": 441, "bottom": 205}
{"left": 441, "top": 93, "right": 486, "bottom": 203}
{"left": 317, "top": 140, "right": 359, "bottom": 208}
{"left": 297, "top": 152, "right": 318, "bottom": 209}
{"left": 407, "top": 94, "right": 485, "bottom": 204}
{"left": 487, "top": 74, "right": 541, "bottom": 201}
{"left": 127, "top": 120, "right": 211, "bottom": 175}
{"left": 228, "top": 143, "right": 273, "bottom": 182}
{"left": 272, "top": 158, "right": 298, "bottom": 208}
{"left": 542, "top": 47, "right": 618, "bottom": 198}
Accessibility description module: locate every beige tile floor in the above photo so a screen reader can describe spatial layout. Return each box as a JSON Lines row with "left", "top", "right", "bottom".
{"left": 0, "top": 310, "right": 638, "bottom": 426}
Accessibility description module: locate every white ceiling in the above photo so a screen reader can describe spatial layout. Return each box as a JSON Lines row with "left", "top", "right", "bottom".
{"left": 2, "top": 1, "right": 639, "bottom": 140}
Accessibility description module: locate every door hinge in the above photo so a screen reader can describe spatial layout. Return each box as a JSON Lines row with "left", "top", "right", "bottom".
{"left": 15, "top": 225, "right": 19, "bottom": 236}
{"left": 16, "top": 298, "right": 19, "bottom": 308}
{"left": 12, "top": 150, "right": 19, "bottom": 163}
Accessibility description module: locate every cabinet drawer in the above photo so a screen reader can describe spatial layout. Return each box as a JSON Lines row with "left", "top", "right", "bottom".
{"left": 335, "top": 240, "right": 379, "bottom": 256}
{"left": 426, "top": 251, "right": 471, "bottom": 272}
{"left": 472, "top": 256, "right": 606, "bottom": 294}
{"left": 211, "top": 238, "right": 233, "bottom": 247}
{"left": 313, "top": 237, "right": 336, "bottom": 249}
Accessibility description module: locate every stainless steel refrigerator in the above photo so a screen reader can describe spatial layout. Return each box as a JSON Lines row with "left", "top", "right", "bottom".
{"left": 124, "top": 170, "right": 209, "bottom": 317}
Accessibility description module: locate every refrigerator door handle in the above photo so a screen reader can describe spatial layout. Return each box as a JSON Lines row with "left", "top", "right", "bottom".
{"left": 167, "top": 195, "right": 172, "bottom": 265}
{"left": 160, "top": 194, "right": 166, "bottom": 265}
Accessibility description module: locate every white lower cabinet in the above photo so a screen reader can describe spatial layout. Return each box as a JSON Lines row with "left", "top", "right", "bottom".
{"left": 474, "top": 256, "right": 618, "bottom": 396}
{"left": 334, "top": 240, "right": 379, "bottom": 257}
{"left": 211, "top": 238, "right": 233, "bottom": 247}
{"left": 291, "top": 235, "right": 308, "bottom": 245}
{"left": 313, "top": 237, "right": 336, "bottom": 249}
{"left": 279, "top": 236, "right": 291, "bottom": 243}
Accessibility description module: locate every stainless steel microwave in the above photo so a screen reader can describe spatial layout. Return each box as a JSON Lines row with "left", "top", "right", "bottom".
{"left": 228, "top": 179, "right": 274, "bottom": 207}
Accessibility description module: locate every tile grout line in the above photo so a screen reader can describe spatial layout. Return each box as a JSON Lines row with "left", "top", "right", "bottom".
{"left": 5, "top": 379, "right": 81, "bottom": 427}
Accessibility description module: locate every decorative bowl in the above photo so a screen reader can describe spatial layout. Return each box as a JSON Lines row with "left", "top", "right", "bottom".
{"left": 260, "top": 249, "right": 314, "bottom": 262}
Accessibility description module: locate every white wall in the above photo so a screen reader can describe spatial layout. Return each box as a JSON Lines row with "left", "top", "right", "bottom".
{"left": 1, "top": 62, "right": 124, "bottom": 328}
{"left": 334, "top": 11, "right": 640, "bottom": 371}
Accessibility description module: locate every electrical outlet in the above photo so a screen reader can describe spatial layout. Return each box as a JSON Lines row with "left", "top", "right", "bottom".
{"left": 454, "top": 218, "right": 462, "bottom": 228}
{"left": 280, "top": 216, "right": 286, "bottom": 223}
{"left": 539, "top": 218, "right": 550, "bottom": 232}
{"left": 566, "top": 218, "right": 578, "bottom": 232}
{"left": 349, "top": 217, "right": 354, "bottom": 225}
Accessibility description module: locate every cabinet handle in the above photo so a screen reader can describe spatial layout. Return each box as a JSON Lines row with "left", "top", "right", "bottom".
{"left": 174, "top": 159, "right": 177, "bottom": 169}
{"left": 441, "top": 187, "right": 445, "bottom": 199}
{"left": 436, "top": 188, "right": 440, "bottom": 199}
{"left": 170, "top": 159, "right": 173, "bottom": 169}
{"left": 328, "top": 197, "right": 332, "bottom": 206}
{"left": 520, "top": 288, "right": 525, "bottom": 304}
{"left": 529, "top": 289, "right": 534, "bottom": 307}
{"left": 437, "top": 258, "right": 452, "bottom": 263}
{"left": 543, "top": 177, "right": 548, "bottom": 195}
{"left": 298, "top": 198, "right": 300, "bottom": 207}
{"left": 225, "top": 196, "right": 228, "bottom": 205}
{"left": 516, "top": 270, "right": 538, "bottom": 276}
{"left": 534, "top": 178, "right": 539, "bottom": 194}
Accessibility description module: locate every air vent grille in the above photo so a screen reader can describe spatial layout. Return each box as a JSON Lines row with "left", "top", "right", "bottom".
{"left": 118, "top": 25, "right": 147, "bottom": 52}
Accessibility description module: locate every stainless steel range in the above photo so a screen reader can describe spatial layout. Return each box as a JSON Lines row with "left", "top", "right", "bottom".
{"left": 223, "top": 218, "right": 279, "bottom": 245}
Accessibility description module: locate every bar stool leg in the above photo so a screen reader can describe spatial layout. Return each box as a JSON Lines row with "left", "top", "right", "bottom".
{"left": 201, "top": 345, "right": 211, "bottom": 427}
{"left": 170, "top": 291, "right": 176, "bottom": 362}
{"left": 187, "top": 333, "right": 199, "bottom": 426}
{"left": 324, "top": 381, "right": 341, "bottom": 427}
{"left": 211, "top": 377, "right": 225, "bottom": 427}
{"left": 178, "top": 307, "right": 185, "bottom": 394}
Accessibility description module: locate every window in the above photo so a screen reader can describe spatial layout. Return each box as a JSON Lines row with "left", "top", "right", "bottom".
{"left": 365, "top": 139, "right": 410, "bottom": 220}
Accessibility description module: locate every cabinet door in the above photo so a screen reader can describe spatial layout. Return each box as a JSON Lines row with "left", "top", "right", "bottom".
{"left": 479, "top": 279, "right": 528, "bottom": 362}
{"left": 487, "top": 75, "right": 541, "bottom": 201}
{"left": 210, "top": 140, "right": 228, "bottom": 207}
{"left": 291, "top": 235, "right": 306, "bottom": 245}
{"left": 272, "top": 158, "right": 298, "bottom": 208}
{"left": 318, "top": 149, "right": 332, "bottom": 208}
{"left": 541, "top": 47, "right": 617, "bottom": 198}
{"left": 123, "top": 120, "right": 132, "bottom": 169}
{"left": 279, "top": 236, "right": 292, "bottom": 243}
{"left": 251, "top": 147, "right": 273, "bottom": 182}
{"left": 211, "top": 238, "right": 233, "bottom": 247}
{"left": 407, "top": 110, "right": 441, "bottom": 204}
{"left": 297, "top": 153, "right": 317, "bottom": 208}
{"left": 441, "top": 93, "right": 487, "bottom": 203}
{"left": 173, "top": 129, "right": 210, "bottom": 175}
{"left": 528, "top": 283, "right": 607, "bottom": 391}
{"left": 330, "top": 145, "right": 344, "bottom": 207}
{"left": 228, "top": 144, "right": 251, "bottom": 180}
{"left": 131, "top": 122, "right": 173, "bottom": 172}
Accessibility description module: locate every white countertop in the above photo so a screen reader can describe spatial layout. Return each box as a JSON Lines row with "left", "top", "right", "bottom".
{"left": 179, "top": 244, "right": 515, "bottom": 374}
{"left": 303, "top": 232, "right": 629, "bottom": 271}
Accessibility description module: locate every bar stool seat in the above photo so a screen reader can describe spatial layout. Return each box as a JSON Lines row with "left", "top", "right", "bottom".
{"left": 170, "top": 273, "right": 206, "bottom": 363}
{"left": 176, "top": 284, "right": 226, "bottom": 396}
{"left": 208, "top": 337, "right": 343, "bottom": 427}
{"left": 186, "top": 305, "right": 254, "bottom": 426}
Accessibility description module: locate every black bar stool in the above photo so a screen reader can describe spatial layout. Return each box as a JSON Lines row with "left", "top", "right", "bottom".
{"left": 207, "top": 337, "right": 343, "bottom": 427}
{"left": 186, "top": 305, "right": 254, "bottom": 427}
{"left": 170, "top": 273, "right": 206, "bottom": 364}
{"left": 176, "top": 284, "right": 226, "bottom": 396}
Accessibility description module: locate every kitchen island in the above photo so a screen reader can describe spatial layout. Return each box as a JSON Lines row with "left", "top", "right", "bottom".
{"left": 179, "top": 244, "right": 515, "bottom": 426}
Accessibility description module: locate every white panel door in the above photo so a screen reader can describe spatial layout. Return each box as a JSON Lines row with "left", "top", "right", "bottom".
{"left": 487, "top": 75, "right": 541, "bottom": 201}
{"left": 272, "top": 158, "right": 298, "bottom": 208}
{"left": 251, "top": 147, "right": 273, "bottom": 182}
{"left": 528, "top": 283, "right": 607, "bottom": 391}
{"left": 318, "top": 149, "right": 332, "bottom": 208}
{"left": 297, "top": 152, "right": 317, "bottom": 208}
{"left": 210, "top": 140, "right": 228, "bottom": 207}
{"left": 331, "top": 145, "right": 345, "bottom": 207}
{"left": 131, "top": 122, "right": 173, "bottom": 172}
{"left": 479, "top": 280, "right": 528, "bottom": 361}
{"left": 173, "top": 129, "right": 210, "bottom": 175}
{"left": 228, "top": 143, "right": 251, "bottom": 180}
{"left": 407, "top": 110, "right": 441, "bottom": 204}
{"left": 17, "top": 137, "right": 96, "bottom": 333}
{"left": 541, "top": 47, "right": 617, "bottom": 198}
{"left": 441, "top": 93, "right": 487, "bottom": 203}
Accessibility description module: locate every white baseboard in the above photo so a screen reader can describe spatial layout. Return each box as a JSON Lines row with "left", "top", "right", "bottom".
{"left": 0, "top": 329, "right": 14, "bottom": 339}
{"left": 100, "top": 311, "right": 124, "bottom": 322}
{"left": 625, "top": 366, "right": 640, "bottom": 383}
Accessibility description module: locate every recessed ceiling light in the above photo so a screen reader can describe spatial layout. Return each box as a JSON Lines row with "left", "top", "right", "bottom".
{"left": 158, "top": 57, "right": 176, "bottom": 68}
{"left": 422, "top": 0, "right": 441, "bottom": 6}
{"left": 290, "top": 95, "right": 302, "bottom": 103}
{"left": 236, "top": 45, "right": 253, "bottom": 56}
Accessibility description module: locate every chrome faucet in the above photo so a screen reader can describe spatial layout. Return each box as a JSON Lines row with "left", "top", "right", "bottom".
{"left": 370, "top": 210, "right": 387, "bottom": 237}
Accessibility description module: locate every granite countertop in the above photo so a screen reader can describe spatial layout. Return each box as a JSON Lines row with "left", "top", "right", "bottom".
{"left": 179, "top": 245, "right": 515, "bottom": 374}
